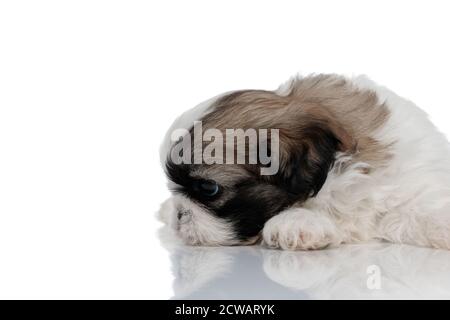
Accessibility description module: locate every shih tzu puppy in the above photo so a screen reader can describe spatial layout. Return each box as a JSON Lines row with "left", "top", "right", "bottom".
{"left": 159, "top": 74, "right": 450, "bottom": 250}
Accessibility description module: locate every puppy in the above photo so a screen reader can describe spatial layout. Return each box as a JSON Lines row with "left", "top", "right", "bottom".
{"left": 159, "top": 74, "right": 450, "bottom": 250}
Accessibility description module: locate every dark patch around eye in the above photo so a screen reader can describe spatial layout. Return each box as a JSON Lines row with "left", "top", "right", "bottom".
{"left": 165, "top": 159, "right": 222, "bottom": 203}
{"left": 193, "top": 179, "right": 220, "bottom": 197}
{"left": 215, "top": 180, "right": 292, "bottom": 240}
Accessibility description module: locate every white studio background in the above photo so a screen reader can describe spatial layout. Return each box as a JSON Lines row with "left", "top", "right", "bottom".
{"left": 0, "top": 0, "right": 449, "bottom": 299}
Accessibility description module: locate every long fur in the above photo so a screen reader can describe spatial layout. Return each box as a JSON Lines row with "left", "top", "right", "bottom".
{"left": 161, "top": 74, "right": 450, "bottom": 250}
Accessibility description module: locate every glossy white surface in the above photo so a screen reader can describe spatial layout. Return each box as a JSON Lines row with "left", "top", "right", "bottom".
{"left": 161, "top": 223, "right": 450, "bottom": 300}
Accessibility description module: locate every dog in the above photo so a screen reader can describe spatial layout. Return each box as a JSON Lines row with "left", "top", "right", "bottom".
{"left": 159, "top": 74, "right": 450, "bottom": 250}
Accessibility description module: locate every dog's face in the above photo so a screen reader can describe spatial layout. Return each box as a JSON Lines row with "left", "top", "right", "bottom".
{"left": 161, "top": 84, "right": 353, "bottom": 246}
{"left": 164, "top": 161, "right": 292, "bottom": 245}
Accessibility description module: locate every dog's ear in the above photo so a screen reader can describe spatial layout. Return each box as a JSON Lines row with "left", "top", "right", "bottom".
{"left": 272, "top": 119, "right": 353, "bottom": 200}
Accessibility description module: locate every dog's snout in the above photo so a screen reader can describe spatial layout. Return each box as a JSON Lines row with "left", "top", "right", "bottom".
{"left": 177, "top": 208, "right": 192, "bottom": 221}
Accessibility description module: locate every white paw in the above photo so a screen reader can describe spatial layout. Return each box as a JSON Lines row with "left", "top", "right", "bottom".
{"left": 262, "top": 208, "right": 339, "bottom": 250}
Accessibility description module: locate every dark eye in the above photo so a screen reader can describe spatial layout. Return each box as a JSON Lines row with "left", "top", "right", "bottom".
{"left": 193, "top": 179, "right": 220, "bottom": 197}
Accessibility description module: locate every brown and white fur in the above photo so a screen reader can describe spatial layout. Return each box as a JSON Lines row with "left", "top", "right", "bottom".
{"left": 160, "top": 74, "right": 450, "bottom": 250}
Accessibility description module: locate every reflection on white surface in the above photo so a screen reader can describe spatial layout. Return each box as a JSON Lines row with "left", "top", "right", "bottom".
{"left": 159, "top": 224, "right": 450, "bottom": 299}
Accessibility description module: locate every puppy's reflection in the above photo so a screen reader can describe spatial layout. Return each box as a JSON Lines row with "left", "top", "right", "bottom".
{"left": 158, "top": 204, "right": 450, "bottom": 299}
{"left": 158, "top": 224, "right": 306, "bottom": 299}
{"left": 263, "top": 244, "right": 450, "bottom": 299}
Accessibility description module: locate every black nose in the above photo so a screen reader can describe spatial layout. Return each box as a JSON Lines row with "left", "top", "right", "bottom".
{"left": 177, "top": 208, "right": 191, "bottom": 221}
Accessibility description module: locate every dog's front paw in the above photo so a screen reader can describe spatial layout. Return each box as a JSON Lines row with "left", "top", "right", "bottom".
{"left": 262, "top": 208, "right": 339, "bottom": 250}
